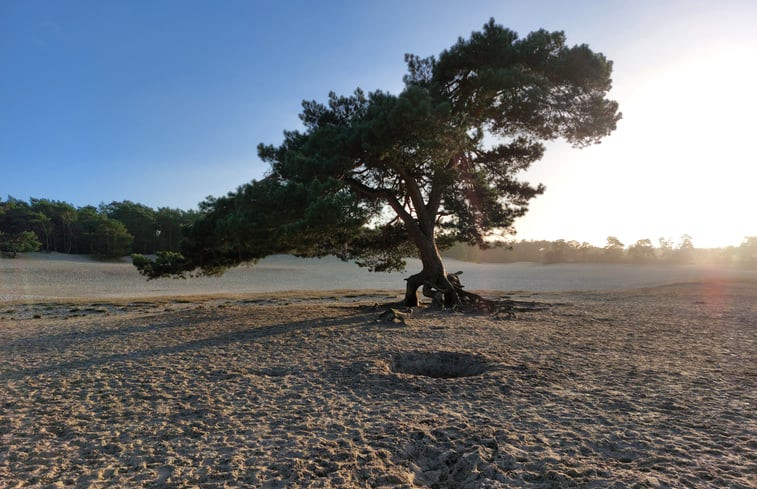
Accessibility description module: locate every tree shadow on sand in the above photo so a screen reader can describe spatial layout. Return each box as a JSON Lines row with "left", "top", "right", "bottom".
{"left": 0, "top": 308, "right": 368, "bottom": 381}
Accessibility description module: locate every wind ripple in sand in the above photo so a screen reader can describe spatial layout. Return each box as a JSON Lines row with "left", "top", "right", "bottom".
{"left": 0, "top": 283, "right": 755, "bottom": 488}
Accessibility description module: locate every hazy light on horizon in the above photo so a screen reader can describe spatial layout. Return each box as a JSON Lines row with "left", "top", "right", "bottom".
{"left": 514, "top": 5, "right": 757, "bottom": 250}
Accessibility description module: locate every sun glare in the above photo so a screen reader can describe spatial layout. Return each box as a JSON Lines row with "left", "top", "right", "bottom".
{"left": 636, "top": 44, "right": 755, "bottom": 246}
{"left": 525, "top": 37, "right": 757, "bottom": 249}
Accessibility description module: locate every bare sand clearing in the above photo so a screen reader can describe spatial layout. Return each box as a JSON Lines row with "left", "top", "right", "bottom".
{"left": 1, "top": 277, "right": 755, "bottom": 488}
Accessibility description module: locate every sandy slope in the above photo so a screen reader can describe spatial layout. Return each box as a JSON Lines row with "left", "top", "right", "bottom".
{"left": 0, "top": 281, "right": 755, "bottom": 488}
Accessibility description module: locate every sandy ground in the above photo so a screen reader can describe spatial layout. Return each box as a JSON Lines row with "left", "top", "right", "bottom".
{"left": 1, "top": 278, "right": 755, "bottom": 488}
{"left": 4, "top": 252, "right": 756, "bottom": 302}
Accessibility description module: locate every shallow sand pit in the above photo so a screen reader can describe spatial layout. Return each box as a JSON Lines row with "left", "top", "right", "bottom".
{"left": 390, "top": 351, "right": 491, "bottom": 379}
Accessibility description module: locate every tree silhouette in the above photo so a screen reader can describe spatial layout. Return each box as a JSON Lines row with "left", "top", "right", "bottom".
{"left": 134, "top": 20, "right": 620, "bottom": 306}
{"left": 603, "top": 236, "right": 625, "bottom": 262}
{"left": 628, "top": 238, "right": 655, "bottom": 263}
{"left": 673, "top": 234, "right": 695, "bottom": 264}
{"left": 740, "top": 236, "right": 757, "bottom": 266}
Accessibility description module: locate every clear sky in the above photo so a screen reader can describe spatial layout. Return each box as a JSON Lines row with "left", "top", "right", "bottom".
{"left": 2, "top": 0, "right": 755, "bottom": 248}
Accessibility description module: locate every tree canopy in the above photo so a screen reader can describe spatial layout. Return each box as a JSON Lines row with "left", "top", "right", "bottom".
{"left": 133, "top": 20, "right": 621, "bottom": 306}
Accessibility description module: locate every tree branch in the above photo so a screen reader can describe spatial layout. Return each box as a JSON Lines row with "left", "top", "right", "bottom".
{"left": 346, "top": 177, "right": 417, "bottom": 229}
{"left": 385, "top": 161, "right": 430, "bottom": 233}
{"left": 426, "top": 153, "right": 460, "bottom": 219}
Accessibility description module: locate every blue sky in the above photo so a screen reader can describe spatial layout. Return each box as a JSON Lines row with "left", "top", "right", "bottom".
{"left": 2, "top": 0, "right": 755, "bottom": 247}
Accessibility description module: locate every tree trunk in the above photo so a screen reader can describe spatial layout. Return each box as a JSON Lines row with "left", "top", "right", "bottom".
{"left": 403, "top": 271, "right": 425, "bottom": 307}
{"left": 403, "top": 235, "right": 459, "bottom": 307}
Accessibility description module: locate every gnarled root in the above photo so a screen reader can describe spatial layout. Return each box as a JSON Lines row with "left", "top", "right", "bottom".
{"left": 424, "top": 271, "right": 533, "bottom": 319}
{"left": 456, "top": 289, "right": 516, "bottom": 319}
{"left": 422, "top": 271, "right": 462, "bottom": 309}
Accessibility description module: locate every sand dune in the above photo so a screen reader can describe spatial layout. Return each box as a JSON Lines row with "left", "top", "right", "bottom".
{"left": 1, "top": 280, "right": 755, "bottom": 487}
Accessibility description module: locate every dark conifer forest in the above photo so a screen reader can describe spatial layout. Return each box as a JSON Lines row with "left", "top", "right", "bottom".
{"left": 0, "top": 197, "right": 194, "bottom": 258}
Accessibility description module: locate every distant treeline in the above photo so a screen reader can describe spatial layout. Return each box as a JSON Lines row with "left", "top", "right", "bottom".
{"left": 443, "top": 236, "right": 757, "bottom": 267}
{"left": 0, "top": 197, "right": 195, "bottom": 258}
{"left": 2, "top": 196, "right": 756, "bottom": 267}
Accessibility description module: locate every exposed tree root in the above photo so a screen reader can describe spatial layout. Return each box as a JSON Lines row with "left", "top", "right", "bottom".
{"left": 373, "top": 270, "right": 547, "bottom": 321}
{"left": 424, "top": 271, "right": 546, "bottom": 319}
{"left": 457, "top": 290, "right": 516, "bottom": 318}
